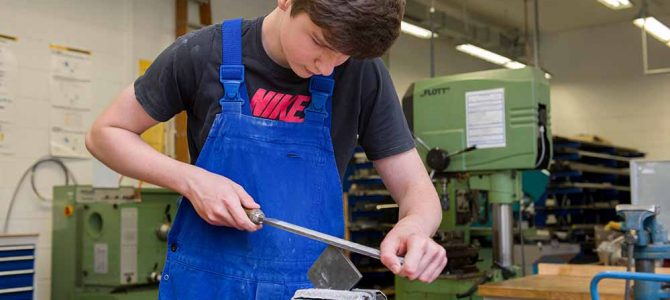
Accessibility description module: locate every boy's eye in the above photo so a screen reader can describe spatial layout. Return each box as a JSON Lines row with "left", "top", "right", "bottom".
{"left": 312, "top": 37, "right": 322, "bottom": 47}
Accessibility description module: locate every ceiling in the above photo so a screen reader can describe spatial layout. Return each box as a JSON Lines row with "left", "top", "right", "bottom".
{"left": 433, "top": 0, "right": 670, "bottom": 34}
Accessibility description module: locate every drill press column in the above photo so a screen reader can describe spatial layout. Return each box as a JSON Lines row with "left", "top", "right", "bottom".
{"left": 492, "top": 204, "right": 514, "bottom": 268}
{"left": 489, "top": 172, "right": 520, "bottom": 269}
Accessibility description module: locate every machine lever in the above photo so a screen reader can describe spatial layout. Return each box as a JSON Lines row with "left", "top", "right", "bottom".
{"left": 446, "top": 145, "right": 477, "bottom": 158}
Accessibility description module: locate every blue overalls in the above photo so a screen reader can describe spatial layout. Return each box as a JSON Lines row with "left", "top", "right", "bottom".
{"left": 157, "top": 19, "right": 344, "bottom": 299}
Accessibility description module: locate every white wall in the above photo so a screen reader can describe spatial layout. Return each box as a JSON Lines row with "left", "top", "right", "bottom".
{"left": 0, "top": 1, "right": 175, "bottom": 299}
{"left": 388, "top": 34, "right": 497, "bottom": 97}
{"left": 544, "top": 20, "right": 670, "bottom": 159}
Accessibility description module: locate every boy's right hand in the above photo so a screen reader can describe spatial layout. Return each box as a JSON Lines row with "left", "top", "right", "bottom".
{"left": 183, "top": 166, "right": 261, "bottom": 232}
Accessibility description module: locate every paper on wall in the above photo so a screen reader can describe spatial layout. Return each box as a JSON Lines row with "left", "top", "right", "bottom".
{"left": 0, "top": 38, "right": 18, "bottom": 124}
{"left": 49, "top": 45, "right": 92, "bottom": 158}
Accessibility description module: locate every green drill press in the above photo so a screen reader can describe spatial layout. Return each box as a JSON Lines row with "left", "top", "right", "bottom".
{"left": 51, "top": 186, "right": 180, "bottom": 300}
{"left": 396, "top": 67, "right": 552, "bottom": 299}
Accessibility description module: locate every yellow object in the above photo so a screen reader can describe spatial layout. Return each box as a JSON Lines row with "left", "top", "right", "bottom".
{"left": 604, "top": 221, "right": 622, "bottom": 231}
{"left": 64, "top": 205, "right": 74, "bottom": 217}
{"left": 49, "top": 44, "right": 91, "bottom": 55}
{"left": 138, "top": 59, "right": 167, "bottom": 154}
{"left": 138, "top": 59, "right": 151, "bottom": 75}
{"left": 0, "top": 34, "right": 17, "bottom": 41}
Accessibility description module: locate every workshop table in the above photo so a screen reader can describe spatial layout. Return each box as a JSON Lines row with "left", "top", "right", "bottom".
{"left": 478, "top": 263, "right": 670, "bottom": 300}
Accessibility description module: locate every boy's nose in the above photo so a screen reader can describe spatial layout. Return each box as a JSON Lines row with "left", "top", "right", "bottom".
{"left": 315, "top": 61, "right": 334, "bottom": 76}
{"left": 315, "top": 50, "right": 348, "bottom": 76}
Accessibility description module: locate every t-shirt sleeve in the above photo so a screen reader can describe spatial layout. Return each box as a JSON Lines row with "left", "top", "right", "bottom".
{"left": 134, "top": 25, "right": 216, "bottom": 122}
{"left": 358, "top": 58, "right": 416, "bottom": 161}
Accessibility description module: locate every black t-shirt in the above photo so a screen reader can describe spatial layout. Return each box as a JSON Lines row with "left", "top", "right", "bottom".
{"left": 134, "top": 17, "right": 414, "bottom": 179}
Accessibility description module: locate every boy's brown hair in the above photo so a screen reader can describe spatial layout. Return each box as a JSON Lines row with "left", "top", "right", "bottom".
{"left": 291, "top": 0, "right": 406, "bottom": 59}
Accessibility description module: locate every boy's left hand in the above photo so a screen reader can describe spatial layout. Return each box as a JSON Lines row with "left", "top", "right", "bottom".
{"left": 379, "top": 217, "right": 447, "bottom": 283}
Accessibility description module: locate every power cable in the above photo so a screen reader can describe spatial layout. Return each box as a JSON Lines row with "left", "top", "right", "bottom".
{"left": 2, "top": 157, "right": 78, "bottom": 233}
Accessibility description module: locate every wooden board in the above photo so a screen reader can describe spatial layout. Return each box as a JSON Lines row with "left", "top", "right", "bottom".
{"left": 478, "top": 264, "right": 670, "bottom": 300}
{"left": 478, "top": 274, "right": 624, "bottom": 300}
{"left": 538, "top": 263, "right": 670, "bottom": 277}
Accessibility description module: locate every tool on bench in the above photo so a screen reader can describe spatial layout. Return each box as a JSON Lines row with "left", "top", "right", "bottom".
{"left": 246, "top": 208, "right": 399, "bottom": 300}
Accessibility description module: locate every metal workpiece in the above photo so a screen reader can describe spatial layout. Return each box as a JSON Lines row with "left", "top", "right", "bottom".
{"left": 492, "top": 204, "right": 514, "bottom": 268}
{"left": 308, "top": 246, "right": 362, "bottom": 290}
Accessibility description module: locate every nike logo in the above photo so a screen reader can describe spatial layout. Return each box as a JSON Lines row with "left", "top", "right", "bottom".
{"left": 250, "top": 88, "right": 311, "bottom": 122}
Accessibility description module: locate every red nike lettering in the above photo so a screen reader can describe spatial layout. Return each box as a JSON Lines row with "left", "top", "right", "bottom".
{"left": 250, "top": 89, "right": 311, "bottom": 122}
{"left": 284, "top": 95, "right": 310, "bottom": 122}
{"left": 251, "top": 88, "right": 276, "bottom": 116}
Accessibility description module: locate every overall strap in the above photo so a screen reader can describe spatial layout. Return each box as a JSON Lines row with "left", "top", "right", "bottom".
{"left": 219, "top": 18, "right": 245, "bottom": 113}
{"left": 304, "top": 75, "right": 335, "bottom": 127}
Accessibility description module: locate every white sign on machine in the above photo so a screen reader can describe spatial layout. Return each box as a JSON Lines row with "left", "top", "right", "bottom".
{"left": 120, "top": 207, "right": 138, "bottom": 284}
{"left": 465, "top": 88, "right": 507, "bottom": 149}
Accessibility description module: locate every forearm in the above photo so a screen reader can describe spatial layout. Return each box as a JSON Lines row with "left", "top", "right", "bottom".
{"left": 395, "top": 178, "right": 441, "bottom": 237}
{"left": 374, "top": 149, "right": 442, "bottom": 237}
{"left": 86, "top": 126, "right": 195, "bottom": 195}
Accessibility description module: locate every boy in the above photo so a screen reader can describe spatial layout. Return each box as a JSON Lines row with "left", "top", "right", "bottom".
{"left": 86, "top": 0, "right": 446, "bottom": 298}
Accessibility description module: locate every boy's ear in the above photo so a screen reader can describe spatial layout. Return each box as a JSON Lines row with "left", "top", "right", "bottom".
{"left": 277, "top": 0, "right": 291, "bottom": 12}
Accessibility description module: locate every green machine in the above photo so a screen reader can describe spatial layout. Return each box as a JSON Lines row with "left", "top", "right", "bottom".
{"left": 52, "top": 186, "right": 180, "bottom": 300}
{"left": 396, "top": 67, "right": 552, "bottom": 299}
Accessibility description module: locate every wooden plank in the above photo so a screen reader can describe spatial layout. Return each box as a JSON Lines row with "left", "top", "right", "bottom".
{"left": 478, "top": 274, "right": 624, "bottom": 300}
{"left": 538, "top": 263, "right": 670, "bottom": 277}
{"left": 175, "top": 0, "right": 188, "bottom": 37}
{"left": 175, "top": 0, "right": 189, "bottom": 163}
{"left": 173, "top": 0, "right": 210, "bottom": 163}
{"left": 174, "top": 112, "right": 189, "bottom": 163}
{"left": 199, "top": 1, "right": 212, "bottom": 26}
{"left": 479, "top": 264, "right": 670, "bottom": 299}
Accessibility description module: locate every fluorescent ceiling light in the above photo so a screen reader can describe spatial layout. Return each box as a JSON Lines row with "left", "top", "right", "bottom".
{"left": 505, "top": 61, "right": 527, "bottom": 69}
{"left": 401, "top": 21, "right": 437, "bottom": 39}
{"left": 456, "top": 44, "right": 526, "bottom": 70}
{"left": 634, "top": 17, "right": 670, "bottom": 44}
{"left": 597, "top": 0, "right": 632, "bottom": 10}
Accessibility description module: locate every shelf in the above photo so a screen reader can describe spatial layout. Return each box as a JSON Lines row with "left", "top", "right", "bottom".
{"left": 554, "top": 161, "right": 629, "bottom": 176}
{"left": 536, "top": 205, "right": 616, "bottom": 210}
{"left": 344, "top": 148, "right": 396, "bottom": 291}
{"left": 551, "top": 182, "right": 630, "bottom": 192}
{"left": 536, "top": 136, "right": 644, "bottom": 242}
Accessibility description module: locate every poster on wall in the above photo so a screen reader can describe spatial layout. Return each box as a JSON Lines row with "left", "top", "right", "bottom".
{"left": 0, "top": 34, "right": 18, "bottom": 126}
{"left": 49, "top": 44, "right": 92, "bottom": 158}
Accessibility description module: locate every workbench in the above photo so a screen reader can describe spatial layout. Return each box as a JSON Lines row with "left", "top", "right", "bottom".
{"left": 478, "top": 263, "right": 670, "bottom": 300}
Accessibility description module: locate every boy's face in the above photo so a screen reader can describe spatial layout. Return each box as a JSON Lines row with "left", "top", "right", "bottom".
{"left": 279, "top": 11, "right": 350, "bottom": 78}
